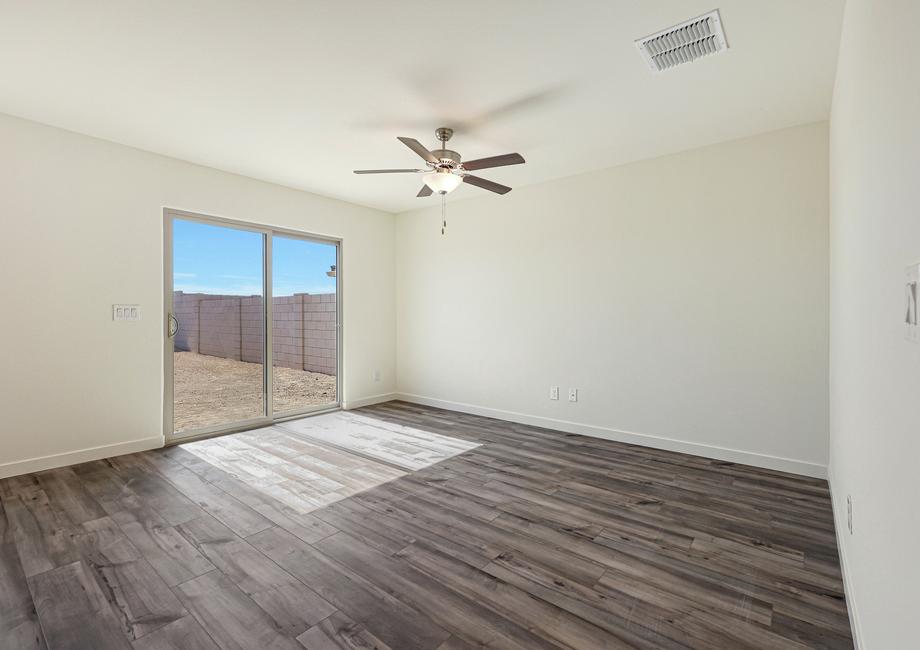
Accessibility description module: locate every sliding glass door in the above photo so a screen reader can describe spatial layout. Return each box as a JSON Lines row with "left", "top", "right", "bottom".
{"left": 169, "top": 218, "right": 266, "bottom": 433}
{"left": 271, "top": 234, "right": 338, "bottom": 414}
{"left": 164, "top": 210, "right": 340, "bottom": 441}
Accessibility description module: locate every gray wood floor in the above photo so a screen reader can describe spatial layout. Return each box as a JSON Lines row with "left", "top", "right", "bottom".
{"left": 0, "top": 401, "right": 853, "bottom": 649}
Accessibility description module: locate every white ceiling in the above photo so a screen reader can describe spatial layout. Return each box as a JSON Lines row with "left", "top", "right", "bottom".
{"left": 0, "top": 1, "right": 844, "bottom": 213}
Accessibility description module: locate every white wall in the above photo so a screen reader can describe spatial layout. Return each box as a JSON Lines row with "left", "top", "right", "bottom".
{"left": 397, "top": 123, "right": 829, "bottom": 477}
{"left": 0, "top": 113, "right": 396, "bottom": 477}
{"left": 0, "top": 113, "right": 832, "bottom": 482}
{"left": 828, "top": 0, "right": 920, "bottom": 646}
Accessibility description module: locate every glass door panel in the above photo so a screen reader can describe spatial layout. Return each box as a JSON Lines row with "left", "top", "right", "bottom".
{"left": 271, "top": 235, "right": 338, "bottom": 414}
{"left": 171, "top": 218, "right": 265, "bottom": 433}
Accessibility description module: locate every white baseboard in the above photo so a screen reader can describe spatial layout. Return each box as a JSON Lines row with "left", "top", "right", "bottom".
{"left": 827, "top": 466, "right": 863, "bottom": 649}
{"left": 343, "top": 392, "right": 399, "bottom": 410}
{"left": 0, "top": 436, "right": 164, "bottom": 479}
{"left": 394, "top": 392, "right": 827, "bottom": 479}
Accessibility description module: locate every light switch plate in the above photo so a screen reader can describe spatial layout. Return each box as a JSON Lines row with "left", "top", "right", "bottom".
{"left": 113, "top": 304, "right": 140, "bottom": 321}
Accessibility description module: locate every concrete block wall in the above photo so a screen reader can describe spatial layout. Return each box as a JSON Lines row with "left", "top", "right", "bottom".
{"left": 173, "top": 292, "right": 202, "bottom": 353}
{"left": 304, "top": 294, "right": 337, "bottom": 375}
{"left": 171, "top": 291, "right": 335, "bottom": 375}
{"left": 240, "top": 295, "right": 264, "bottom": 363}
{"left": 273, "top": 295, "right": 305, "bottom": 370}
{"left": 199, "top": 297, "right": 241, "bottom": 360}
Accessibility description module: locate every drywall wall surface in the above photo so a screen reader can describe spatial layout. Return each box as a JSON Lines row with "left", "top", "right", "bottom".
{"left": 0, "top": 112, "right": 396, "bottom": 476}
{"left": 828, "top": 0, "right": 920, "bottom": 645}
{"left": 397, "top": 123, "right": 829, "bottom": 476}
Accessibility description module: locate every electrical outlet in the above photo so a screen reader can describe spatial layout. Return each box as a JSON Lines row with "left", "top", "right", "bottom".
{"left": 549, "top": 386, "right": 559, "bottom": 400}
{"left": 847, "top": 495, "right": 853, "bottom": 534}
{"left": 373, "top": 370, "right": 381, "bottom": 382}
{"left": 568, "top": 388, "right": 578, "bottom": 402}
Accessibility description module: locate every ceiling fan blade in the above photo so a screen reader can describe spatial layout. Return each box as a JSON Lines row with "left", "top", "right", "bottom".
{"left": 417, "top": 185, "right": 433, "bottom": 197}
{"left": 397, "top": 137, "right": 439, "bottom": 164}
{"left": 461, "top": 153, "right": 525, "bottom": 171}
{"left": 463, "top": 175, "right": 512, "bottom": 195}
{"left": 353, "top": 168, "right": 424, "bottom": 174}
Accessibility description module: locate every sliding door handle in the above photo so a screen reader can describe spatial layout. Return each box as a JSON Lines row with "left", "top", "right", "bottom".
{"left": 168, "top": 313, "right": 180, "bottom": 338}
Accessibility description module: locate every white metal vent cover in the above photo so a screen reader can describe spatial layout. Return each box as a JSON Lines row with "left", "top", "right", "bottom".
{"left": 635, "top": 9, "right": 728, "bottom": 72}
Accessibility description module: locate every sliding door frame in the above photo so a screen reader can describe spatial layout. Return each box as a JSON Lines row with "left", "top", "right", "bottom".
{"left": 163, "top": 208, "right": 342, "bottom": 444}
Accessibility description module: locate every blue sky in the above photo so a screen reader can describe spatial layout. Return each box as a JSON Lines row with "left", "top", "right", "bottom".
{"left": 173, "top": 219, "right": 336, "bottom": 296}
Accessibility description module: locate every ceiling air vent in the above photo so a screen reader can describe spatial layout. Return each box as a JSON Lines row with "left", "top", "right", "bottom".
{"left": 635, "top": 9, "right": 728, "bottom": 72}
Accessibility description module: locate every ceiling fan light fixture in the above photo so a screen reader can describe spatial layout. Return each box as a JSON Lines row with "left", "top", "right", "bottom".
{"left": 423, "top": 169, "right": 462, "bottom": 194}
{"left": 353, "top": 129, "right": 523, "bottom": 198}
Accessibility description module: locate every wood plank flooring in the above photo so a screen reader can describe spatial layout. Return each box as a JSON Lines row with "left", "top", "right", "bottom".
{"left": 0, "top": 401, "right": 853, "bottom": 649}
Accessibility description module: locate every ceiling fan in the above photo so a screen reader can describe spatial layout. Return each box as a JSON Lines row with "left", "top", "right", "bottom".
{"left": 354, "top": 127, "right": 525, "bottom": 197}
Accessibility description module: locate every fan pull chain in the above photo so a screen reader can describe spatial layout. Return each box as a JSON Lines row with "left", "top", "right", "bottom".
{"left": 441, "top": 193, "right": 447, "bottom": 235}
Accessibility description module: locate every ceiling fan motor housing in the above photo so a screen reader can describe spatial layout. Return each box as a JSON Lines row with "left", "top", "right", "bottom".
{"left": 431, "top": 126, "right": 460, "bottom": 170}
{"left": 432, "top": 127, "right": 460, "bottom": 169}
{"left": 433, "top": 149, "right": 461, "bottom": 169}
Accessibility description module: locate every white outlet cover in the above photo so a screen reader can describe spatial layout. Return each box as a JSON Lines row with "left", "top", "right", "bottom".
{"left": 568, "top": 388, "right": 578, "bottom": 402}
{"left": 549, "top": 386, "right": 559, "bottom": 400}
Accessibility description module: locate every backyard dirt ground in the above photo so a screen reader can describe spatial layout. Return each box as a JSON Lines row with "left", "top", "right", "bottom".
{"left": 174, "top": 351, "right": 336, "bottom": 431}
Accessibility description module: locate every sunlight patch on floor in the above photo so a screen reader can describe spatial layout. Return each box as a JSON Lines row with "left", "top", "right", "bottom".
{"left": 180, "top": 411, "right": 480, "bottom": 514}
{"left": 277, "top": 411, "right": 482, "bottom": 471}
